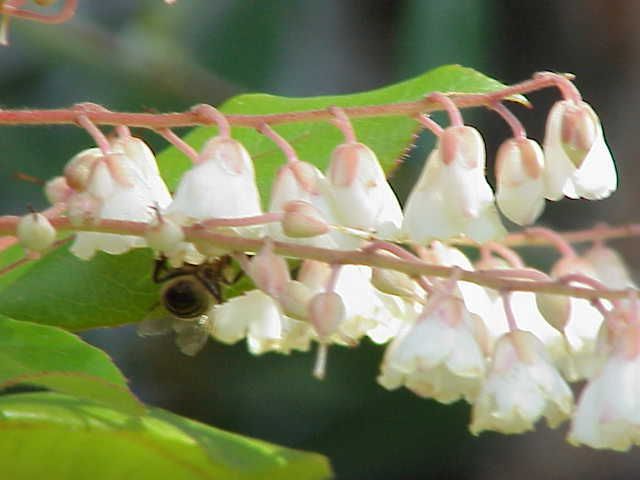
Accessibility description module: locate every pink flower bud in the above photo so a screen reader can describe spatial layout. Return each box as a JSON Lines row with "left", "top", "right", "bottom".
{"left": 279, "top": 280, "right": 313, "bottom": 321}
{"left": 248, "top": 240, "right": 290, "bottom": 298}
{"left": 281, "top": 200, "right": 329, "bottom": 238}
{"left": 44, "top": 176, "right": 73, "bottom": 205}
{"left": 308, "top": 291, "right": 346, "bottom": 338}
{"left": 495, "top": 138, "right": 545, "bottom": 225}
{"left": 16, "top": 213, "right": 56, "bottom": 252}
{"left": 145, "top": 217, "right": 185, "bottom": 253}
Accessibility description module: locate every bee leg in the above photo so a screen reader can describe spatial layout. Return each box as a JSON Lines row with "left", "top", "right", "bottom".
{"left": 153, "top": 256, "right": 179, "bottom": 283}
{"left": 196, "top": 272, "right": 223, "bottom": 303}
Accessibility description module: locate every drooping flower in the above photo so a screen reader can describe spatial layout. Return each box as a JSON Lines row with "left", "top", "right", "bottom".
{"left": 68, "top": 144, "right": 170, "bottom": 259}
{"left": 211, "top": 289, "right": 313, "bottom": 355}
{"left": 166, "top": 136, "right": 262, "bottom": 223}
{"left": 470, "top": 330, "right": 573, "bottom": 434}
{"left": 326, "top": 142, "right": 403, "bottom": 238}
{"left": 543, "top": 100, "right": 616, "bottom": 201}
{"left": 584, "top": 243, "right": 636, "bottom": 290}
{"left": 378, "top": 295, "right": 488, "bottom": 404}
{"left": 402, "top": 126, "right": 506, "bottom": 243}
{"left": 569, "top": 322, "right": 640, "bottom": 451}
{"left": 551, "top": 256, "right": 606, "bottom": 380}
{"left": 495, "top": 137, "right": 546, "bottom": 225}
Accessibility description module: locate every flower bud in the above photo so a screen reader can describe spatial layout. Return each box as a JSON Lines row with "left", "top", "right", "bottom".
{"left": 308, "top": 291, "right": 346, "bottom": 338}
{"left": 16, "top": 213, "right": 56, "bottom": 252}
{"left": 248, "top": 240, "right": 290, "bottom": 298}
{"left": 44, "top": 177, "right": 73, "bottom": 205}
{"left": 370, "top": 268, "right": 416, "bottom": 298}
{"left": 279, "top": 280, "right": 313, "bottom": 321}
{"left": 583, "top": 243, "right": 635, "bottom": 289}
{"left": 281, "top": 200, "right": 329, "bottom": 238}
{"left": 495, "top": 138, "right": 545, "bottom": 225}
{"left": 145, "top": 217, "right": 185, "bottom": 253}
{"left": 536, "top": 293, "right": 571, "bottom": 331}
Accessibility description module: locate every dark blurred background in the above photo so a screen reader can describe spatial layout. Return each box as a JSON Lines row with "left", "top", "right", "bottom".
{"left": 3, "top": 1, "right": 640, "bottom": 478}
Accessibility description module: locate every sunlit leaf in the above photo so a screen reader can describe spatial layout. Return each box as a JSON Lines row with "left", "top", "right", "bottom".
{"left": 0, "top": 392, "right": 333, "bottom": 480}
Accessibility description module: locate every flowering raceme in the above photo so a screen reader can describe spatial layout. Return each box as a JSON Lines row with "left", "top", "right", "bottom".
{"left": 19, "top": 71, "right": 637, "bottom": 452}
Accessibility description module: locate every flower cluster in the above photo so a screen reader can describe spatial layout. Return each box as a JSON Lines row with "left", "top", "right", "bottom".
{"left": 10, "top": 73, "right": 640, "bottom": 452}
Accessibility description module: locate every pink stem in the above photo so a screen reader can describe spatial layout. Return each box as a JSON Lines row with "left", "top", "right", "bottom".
{"left": 0, "top": 74, "right": 571, "bottom": 129}
{"left": 1, "top": 0, "right": 77, "bottom": 24}
{"left": 156, "top": 128, "right": 199, "bottom": 164}
{"left": 258, "top": 123, "right": 299, "bottom": 164}
{"left": 191, "top": 104, "right": 231, "bottom": 138}
{"left": 76, "top": 114, "right": 111, "bottom": 155}
{"left": 198, "top": 212, "right": 283, "bottom": 229}
{"left": 492, "top": 102, "right": 526, "bottom": 139}
{"left": 534, "top": 72, "right": 582, "bottom": 103}
{"left": 501, "top": 292, "right": 518, "bottom": 331}
{"left": 328, "top": 106, "right": 357, "bottom": 143}
{"left": 415, "top": 114, "right": 444, "bottom": 137}
{"left": 116, "top": 125, "right": 131, "bottom": 138}
{"left": 326, "top": 264, "right": 342, "bottom": 292}
{"left": 428, "top": 92, "right": 464, "bottom": 127}
{"left": 481, "top": 242, "right": 525, "bottom": 268}
{"left": 478, "top": 268, "right": 550, "bottom": 282}
{"left": 526, "top": 227, "right": 576, "bottom": 258}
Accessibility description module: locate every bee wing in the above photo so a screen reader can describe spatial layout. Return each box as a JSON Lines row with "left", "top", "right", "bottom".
{"left": 174, "top": 318, "right": 210, "bottom": 356}
{"left": 138, "top": 304, "right": 175, "bottom": 337}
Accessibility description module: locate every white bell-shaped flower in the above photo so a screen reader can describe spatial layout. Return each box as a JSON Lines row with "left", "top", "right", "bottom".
{"left": 111, "top": 136, "right": 172, "bottom": 207}
{"left": 166, "top": 136, "right": 262, "bottom": 224}
{"left": 569, "top": 323, "right": 640, "bottom": 450}
{"left": 551, "top": 256, "right": 606, "bottom": 380}
{"left": 378, "top": 295, "right": 488, "bottom": 404}
{"left": 402, "top": 126, "right": 506, "bottom": 243}
{"left": 326, "top": 142, "right": 402, "bottom": 237}
{"left": 584, "top": 243, "right": 636, "bottom": 290}
{"left": 495, "top": 137, "right": 546, "bottom": 225}
{"left": 211, "top": 289, "right": 313, "bottom": 355}
{"left": 543, "top": 100, "right": 616, "bottom": 200}
{"left": 70, "top": 148, "right": 168, "bottom": 259}
{"left": 470, "top": 330, "right": 573, "bottom": 435}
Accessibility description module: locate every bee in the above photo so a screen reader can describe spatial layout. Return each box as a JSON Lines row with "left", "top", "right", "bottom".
{"left": 137, "top": 255, "right": 240, "bottom": 356}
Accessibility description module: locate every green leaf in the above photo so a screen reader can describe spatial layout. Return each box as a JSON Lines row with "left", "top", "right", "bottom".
{"left": 0, "top": 65, "right": 519, "bottom": 332}
{"left": 157, "top": 64, "right": 523, "bottom": 204}
{"left": 0, "top": 315, "right": 144, "bottom": 414}
{"left": 0, "top": 246, "right": 159, "bottom": 330}
{"left": 0, "top": 392, "right": 333, "bottom": 480}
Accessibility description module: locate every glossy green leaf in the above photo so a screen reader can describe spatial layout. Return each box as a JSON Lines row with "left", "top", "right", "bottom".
{"left": 0, "top": 246, "right": 159, "bottom": 330}
{"left": 157, "top": 64, "right": 523, "bottom": 203}
{"left": 0, "top": 392, "right": 333, "bottom": 480}
{"left": 0, "top": 315, "right": 143, "bottom": 414}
